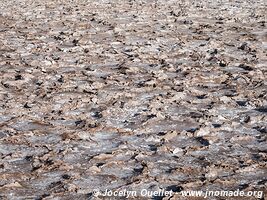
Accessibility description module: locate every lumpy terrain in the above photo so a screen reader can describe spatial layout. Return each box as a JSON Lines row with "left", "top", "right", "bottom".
{"left": 0, "top": 0, "right": 266, "bottom": 199}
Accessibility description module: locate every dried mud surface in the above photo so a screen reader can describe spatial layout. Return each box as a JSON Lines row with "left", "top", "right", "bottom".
{"left": 0, "top": 0, "right": 266, "bottom": 199}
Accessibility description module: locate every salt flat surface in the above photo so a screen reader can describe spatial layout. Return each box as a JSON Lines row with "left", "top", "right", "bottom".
{"left": 0, "top": 0, "right": 266, "bottom": 199}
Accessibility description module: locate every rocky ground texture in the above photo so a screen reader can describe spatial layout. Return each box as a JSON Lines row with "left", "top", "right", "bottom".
{"left": 0, "top": 0, "right": 266, "bottom": 199}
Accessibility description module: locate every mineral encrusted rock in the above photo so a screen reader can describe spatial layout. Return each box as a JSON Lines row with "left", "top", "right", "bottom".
{"left": 0, "top": 0, "right": 266, "bottom": 199}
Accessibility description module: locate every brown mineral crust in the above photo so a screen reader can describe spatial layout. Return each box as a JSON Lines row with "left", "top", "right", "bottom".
{"left": 0, "top": 0, "right": 266, "bottom": 199}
